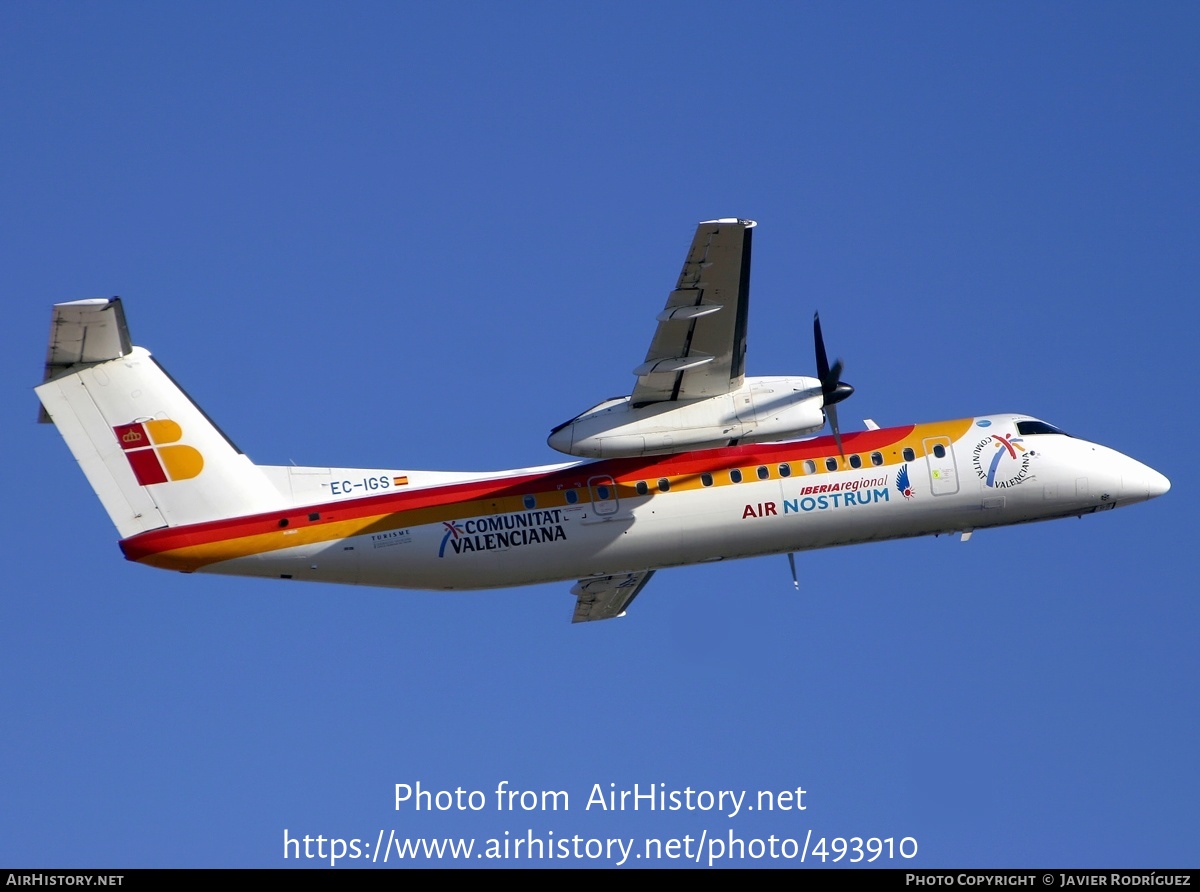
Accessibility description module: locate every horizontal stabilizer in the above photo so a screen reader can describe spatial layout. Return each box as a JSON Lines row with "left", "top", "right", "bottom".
{"left": 42, "top": 298, "right": 132, "bottom": 379}
{"left": 39, "top": 298, "right": 132, "bottom": 422}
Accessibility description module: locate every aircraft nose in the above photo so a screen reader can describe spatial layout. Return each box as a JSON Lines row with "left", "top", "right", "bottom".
{"left": 1145, "top": 467, "right": 1171, "bottom": 499}
{"left": 1125, "top": 460, "right": 1170, "bottom": 502}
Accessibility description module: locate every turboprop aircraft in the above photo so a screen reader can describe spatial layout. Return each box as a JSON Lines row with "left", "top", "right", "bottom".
{"left": 36, "top": 219, "right": 1169, "bottom": 622}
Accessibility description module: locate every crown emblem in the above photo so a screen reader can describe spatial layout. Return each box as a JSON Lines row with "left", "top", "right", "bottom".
{"left": 122, "top": 429, "right": 145, "bottom": 444}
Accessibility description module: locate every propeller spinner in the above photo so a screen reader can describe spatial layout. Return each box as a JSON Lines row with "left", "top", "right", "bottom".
{"left": 813, "top": 312, "right": 854, "bottom": 457}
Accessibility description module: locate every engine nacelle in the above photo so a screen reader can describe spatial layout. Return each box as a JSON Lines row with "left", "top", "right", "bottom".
{"left": 547, "top": 376, "right": 827, "bottom": 458}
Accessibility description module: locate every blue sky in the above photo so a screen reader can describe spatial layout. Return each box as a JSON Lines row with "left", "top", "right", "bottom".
{"left": 2, "top": 2, "right": 1197, "bottom": 868}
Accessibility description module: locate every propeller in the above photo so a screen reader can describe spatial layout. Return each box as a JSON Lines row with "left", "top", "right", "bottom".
{"left": 813, "top": 312, "right": 854, "bottom": 458}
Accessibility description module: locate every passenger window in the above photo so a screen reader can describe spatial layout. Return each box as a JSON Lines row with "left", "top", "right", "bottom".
{"left": 566, "top": 489, "right": 578, "bottom": 504}
{"left": 803, "top": 460, "right": 816, "bottom": 475}
{"left": 635, "top": 481, "right": 648, "bottom": 496}
{"left": 523, "top": 495, "right": 536, "bottom": 509}
{"left": 933, "top": 444, "right": 946, "bottom": 458}
{"left": 657, "top": 478, "right": 670, "bottom": 492}
{"left": 778, "top": 463, "right": 791, "bottom": 478}
{"left": 701, "top": 473, "right": 713, "bottom": 487}
{"left": 825, "top": 457, "right": 838, "bottom": 471}
{"left": 730, "top": 469, "right": 743, "bottom": 483}
{"left": 849, "top": 454, "right": 862, "bottom": 469}
{"left": 902, "top": 447, "right": 915, "bottom": 462}
{"left": 757, "top": 466, "right": 769, "bottom": 480}
{"left": 596, "top": 485, "right": 610, "bottom": 500}
{"left": 870, "top": 452, "right": 883, "bottom": 466}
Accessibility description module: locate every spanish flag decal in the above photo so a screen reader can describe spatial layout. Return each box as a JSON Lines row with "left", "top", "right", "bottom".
{"left": 114, "top": 419, "right": 204, "bottom": 485}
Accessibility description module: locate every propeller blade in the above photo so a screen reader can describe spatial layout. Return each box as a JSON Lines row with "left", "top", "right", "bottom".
{"left": 814, "top": 313, "right": 851, "bottom": 401}
{"left": 813, "top": 312, "right": 831, "bottom": 384}
{"left": 827, "top": 402, "right": 845, "bottom": 459}
{"left": 813, "top": 311, "right": 853, "bottom": 458}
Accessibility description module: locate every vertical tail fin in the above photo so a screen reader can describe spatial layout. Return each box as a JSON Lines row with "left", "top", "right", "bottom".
{"left": 36, "top": 299, "right": 288, "bottom": 537}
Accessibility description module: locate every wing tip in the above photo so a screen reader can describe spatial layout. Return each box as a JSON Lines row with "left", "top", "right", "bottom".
{"left": 699, "top": 217, "right": 757, "bottom": 228}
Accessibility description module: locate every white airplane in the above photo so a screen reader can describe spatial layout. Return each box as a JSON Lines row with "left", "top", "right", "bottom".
{"left": 36, "top": 219, "right": 1169, "bottom": 622}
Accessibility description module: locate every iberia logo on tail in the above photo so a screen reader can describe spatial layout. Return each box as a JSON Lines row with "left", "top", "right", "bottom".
{"left": 113, "top": 420, "right": 204, "bottom": 485}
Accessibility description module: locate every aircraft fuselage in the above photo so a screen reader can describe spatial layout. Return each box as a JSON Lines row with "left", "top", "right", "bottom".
{"left": 118, "top": 414, "right": 1168, "bottom": 592}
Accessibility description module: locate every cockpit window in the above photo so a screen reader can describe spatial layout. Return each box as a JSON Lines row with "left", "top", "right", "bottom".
{"left": 1016, "top": 420, "right": 1070, "bottom": 437}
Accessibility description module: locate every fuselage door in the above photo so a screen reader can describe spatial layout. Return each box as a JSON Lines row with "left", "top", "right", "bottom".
{"left": 923, "top": 437, "right": 960, "bottom": 496}
{"left": 588, "top": 475, "right": 620, "bottom": 516}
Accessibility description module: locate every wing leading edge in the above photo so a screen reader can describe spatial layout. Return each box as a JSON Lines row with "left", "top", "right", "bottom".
{"left": 631, "top": 218, "right": 755, "bottom": 406}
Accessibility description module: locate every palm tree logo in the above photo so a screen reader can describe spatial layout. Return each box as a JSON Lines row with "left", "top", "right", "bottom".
{"left": 438, "top": 521, "right": 465, "bottom": 557}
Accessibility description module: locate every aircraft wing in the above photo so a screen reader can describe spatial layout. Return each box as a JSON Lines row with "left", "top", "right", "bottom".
{"left": 630, "top": 218, "right": 755, "bottom": 406}
{"left": 570, "top": 570, "right": 655, "bottom": 623}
